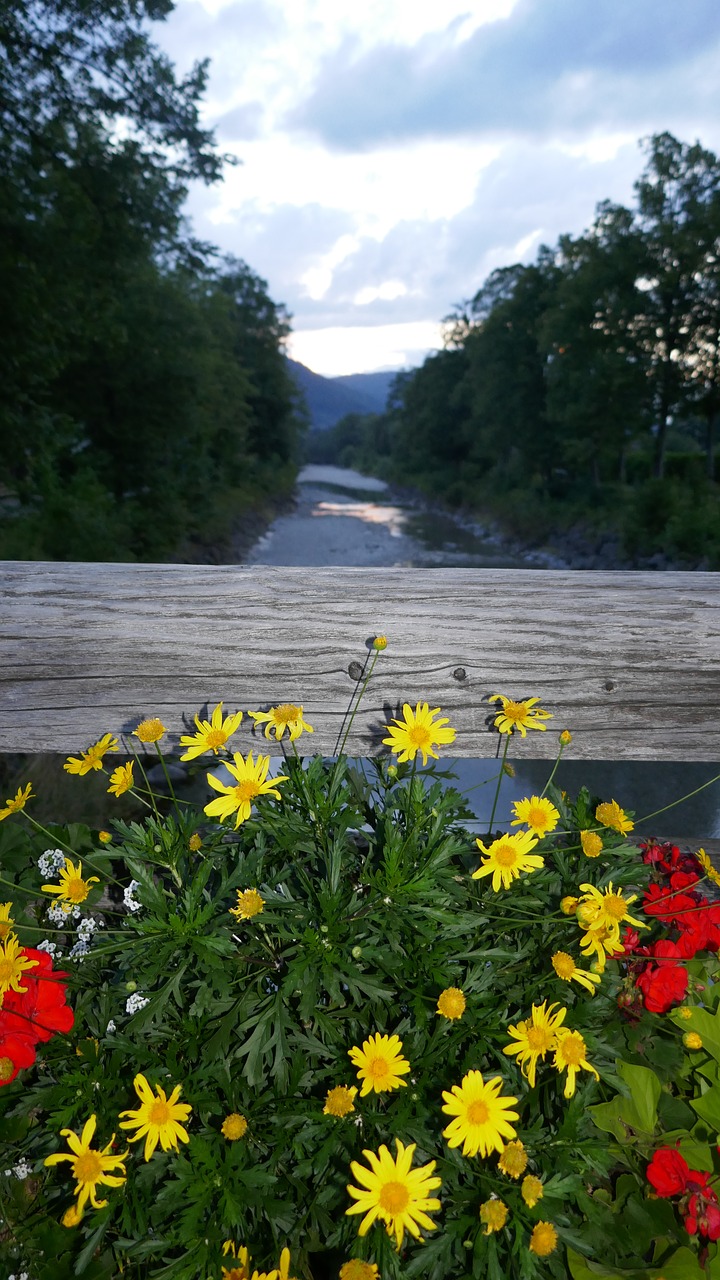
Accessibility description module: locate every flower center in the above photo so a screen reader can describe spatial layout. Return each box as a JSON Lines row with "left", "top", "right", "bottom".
{"left": 553, "top": 953, "right": 575, "bottom": 980}
{"left": 205, "top": 728, "right": 227, "bottom": 749}
{"left": 367, "top": 1055, "right": 390, "bottom": 1079}
{"left": 0, "top": 957, "right": 16, "bottom": 984}
{"left": 604, "top": 894, "right": 627, "bottom": 921}
{"left": 494, "top": 845, "right": 518, "bottom": 868}
{"left": 379, "top": 1180, "right": 410, "bottom": 1214}
{"left": 0, "top": 1056, "right": 14, "bottom": 1081}
{"left": 503, "top": 701, "right": 527, "bottom": 722}
{"left": 234, "top": 781, "right": 261, "bottom": 804}
{"left": 74, "top": 1150, "right": 103, "bottom": 1184}
{"left": 467, "top": 1099, "right": 490, "bottom": 1124}
{"left": 528, "top": 807, "right": 546, "bottom": 828}
{"left": 149, "top": 1100, "right": 171, "bottom": 1126}
{"left": 526, "top": 1026, "right": 553, "bottom": 1051}
{"left": 408, "top": 724, "right": 432, "bottom": 749}
{"left": 558, "top": 1033, "right": 584, "bottom": 1066}
{"left": 275, "top": 704, "right": 300, "bottom": 722}
{"left": 66, "top": 876, "right": 89, "bottom": 903}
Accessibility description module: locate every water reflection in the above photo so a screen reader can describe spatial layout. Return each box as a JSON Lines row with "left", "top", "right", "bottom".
{"left": 311, "top": 500, "right": 408, "bottom": 536}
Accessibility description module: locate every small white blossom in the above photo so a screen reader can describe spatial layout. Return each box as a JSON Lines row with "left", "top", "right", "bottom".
{"left": 106, "top": 1019, "right": 116, "bottom": 1034}
{"left": 125, "top": 992, "right": 149, "bottom": 1014}
{"left": 77, "top": 916, "right": 101, "bottom": 940}
{"left": 123, "top": 880, "right": 142, "bottom": 913}
{"left": 36, "top": 940, "right": 58, "bottom": 956}
{"left": 12, "top": 1159, "right": 32, "bottom": 1180}
{"left": 46, "top": 900, "right": 81, "bottom": 925}
{"left": 38, "top": 848, "right": 66, "bottom": 876}
{"left": 68, "top": 939, "right": 89, "bottom": 961}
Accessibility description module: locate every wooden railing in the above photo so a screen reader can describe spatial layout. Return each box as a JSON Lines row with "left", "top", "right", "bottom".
{"left": 1, "top": 561, "right": 718, "bottom": 762}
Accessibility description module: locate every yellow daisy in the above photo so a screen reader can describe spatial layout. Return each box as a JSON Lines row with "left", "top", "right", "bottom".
{"left": 205, "top": 752, "right": 288, "bottom": 829}
{"left": 436, "top": 987, "right": 466, "bottom": 1020}
{"left": 133, "top": 718, "right": 168, "bottom": 744}
{"left": 578, "top": 922, "right": 625, "bottom": 972}
{"left": 63, "top": 733, "right": 119, "bottom": 776}
{"left": 0, "top": 902, "right": 14, "bottom": 941}
{"left": 595, "top": 800, "right": 634, "bottom": 835}
{"left": 248, "top": 704, "right": 314, "bottom": 742}
{"left": 278, "top": 1247, "right": 297, "bottom": 1280}
{"left": 696, "top": 848, "right": 720, "bottom": 888}
{"left": 580, "top": 830, "right": 603, "bottom": 858}
{"left": 324, "top": 1085, "right": 358, "bottom": 1117}
{"left": 489, "top": 694, "right": 553, "bottom": 737}
{"left": 0, "top": 783, "right": 34, "bottom": 821}
{"left": 529, "top": 1222, "right": 558, "bottom": 1257}
{"left": 441, "top": 1069, "right": 519, "bottom": 1158}
{"left": 503, "top": 1001, "right": 567, "bottom": 1087}
{"left": 107, "top": 761, "right": 134, "bottom": 797}
{"left": 118, "top": 1072, "right": 192, "bottom": 1160}
{"left": 522, "top": 1175, "right": 544, "bottom": 1207}
{"left": 511, "top": 795, "right": 559, "bottom": 838}
{"left": 44, "top": 1114, "right": 128, "bottom": 1216}
{"left": 339, "top": 1262, "right": 380, "bottom": 1280}
{"left": 221, "top": 1113, "right": 248, "bottom": 1140}
{"left": 498, "top": 1140, "right": 527, "bottom": 1178}
{"left": 479, "top": 1199, "right": 508, "bottom": 1235}
{"left": 578, "top": 882, "right": 646, "bottom": 934}
{"left": 346, "top": 1137, "right": 442, "bottom": 1250}
{"left": 348, "top": 1032, "right": 410, "bottom": 1096}
{"left": 41, "top": 857, "right": 99, "bottom": 912}
{"left": 0, "top": 933, "right": 38, "bottom": 999}
{"left": 551, "top": 951, "right": 601, "bottom": 995}
{"left": 472, "top": 831, "right": 544, "bottom": 892}
{"left": 222, "top": 1242, "right": 251, "bottom": 1280}
{"left": 553, "top": 1029, "right": 599, "bottom": 1098}
{"left": 179, "top": 702, "right": 244, "bottom": 760}
{"left": 382, "top": 702, "right": 456, "bottom": 765}
{"left": 230, "top": 889, "right": 265, "bottom": 920}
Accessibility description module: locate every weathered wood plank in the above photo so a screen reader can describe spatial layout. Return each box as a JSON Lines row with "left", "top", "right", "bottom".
{"left": 1, "top": 561, "right": 718, "bottom": 759}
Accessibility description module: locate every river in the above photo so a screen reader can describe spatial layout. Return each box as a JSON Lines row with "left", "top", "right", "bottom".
{"left": 246, "top": 465, "right": 720, "bottom": 840}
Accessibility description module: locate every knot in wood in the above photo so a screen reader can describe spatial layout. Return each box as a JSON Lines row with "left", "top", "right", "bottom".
{"left": 453, "top": 667, "right": 467, "bottom": 682}
{"left": 604, "top": 680, "right": 615, "bottom": 692}
{"left": 348, "top": 661, "right": 364, "bottom": 681}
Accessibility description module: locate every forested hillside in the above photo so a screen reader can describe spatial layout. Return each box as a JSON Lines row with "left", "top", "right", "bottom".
{"left": 0, "top": 1, "right": 304, "bottom": 563}
{"left": 316, "top": 134, "right": 720, "bottom": 566}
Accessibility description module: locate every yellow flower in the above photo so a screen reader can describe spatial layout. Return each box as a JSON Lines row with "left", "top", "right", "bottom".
{"left": 44, "top": 1114, "right": 128, "bottom": 1215}
{"left": 479, "top": 1198, "right": 508, "bottom": 1235}
{"left": 529, "top": 1222, "right": 558, "bottom": 1257}
{"left": 0, "top": 782, "right": 34, "bottom": 821}
{"left": 503, "top": 1001, "right": 567, "bottom": 1087}
{"left": 346, "top": 1137, "right": 442, "bottom": 1250}
{"left": 578, "top": 882, "right": 646, "bottom": 934}
{"left": 222, "top": 1242, "right": 251, "bottom": 1280}
{"left": 324, "top": 1085, "right": 358, "bottom": 1117}
{"left": 248, "top": 704, "right": 314, "bottom": 742}
{"left": 107, "top": 761, "right": 134, "bottom": 797}
{"left": 179, "top": 702, "right": 244, "bottom": 760}
{"left": 230, "top": 888, "right": 265, "bottom": 920}
{"left": 441, "top": 1069, "right": 519, "bottom": 1158}
{"left": 472, "top": 831, "right": 544, "bottom": 892}
{"left": 553, "top": 1029, "right": 599, "bottom": 1098}
{"left": 551, "top": 951, "right": 602, "bottom": 995}
{"left": 489, "top": 694, "right": 553, "bottom": 737}
{"left": 348, "top": 1032, "right": 410, "bottom": 1096}
{"left": 510, "top": 795, "right": 559, "bottom": 839}
{"left": 696, "top": 848, "right": 720, "bottom": 888}
{"left": 595, "top": 800, "right": 634, "bottom": 835}
{"left": 578, "top": 922, "right": 625, "bottom": 972}
{"left": 521, "top": 1175, "right": 544, "bottom": 1207}
{"left": 498, "top": 1140, "right": 527, "bottom": 1179}
{"left": 118, "top": 1072, "right": 192, "bottom": 1160}
{"left": 205, "top": 752, "right": 288, "bottom": 829}
{"left": 0, "top": 933, "right": 38, "bottom": 1000}
{"left": 278, "top": 1247, "right": 298, "bottom": 1280}
{"left": 339, "top": 1262, "right": 380, "bottom": 1280}
{"left": 62, "top": 1203, "right": 84, "bottom": 1228}
{"left": 188, "top": 833, "right": 202, "bottom": 851}
{"left": 63, "top": 734, "right": 119, "bottom": 776}
{"left": 382, "top": 702, "right": 456, "bottom": 766}
{"left": 436, "top": 987, "right": 466, "bottom": 1020}
{"left": 683, "top": 1032, "right": 703, "bottom": 1050}
{"left": 678, "top": 1006, "right": 693, "bottom": 1020}
{"left": 580, "top": 830, "right": 603, "bottom": 858}
{"left": 559, "top": 730, "right": 572, "bottom": 746}
{"left": 221, "top": 1113, "right": 248, "bottom": 1140}
{"left": 0, "top": 902, "right": 14, "bottom": 941}
{"left": 98, "top": 831, "right": 112, "bottom": 844}
{"left": 133, "top": 718, "right": 168, "bottom": 744}
{"left": 372, "top": 636, "right": 388, "bottom": 651}
{"left": 41, "top": 857, "right": 99, "bottom": 912}
{"left": 560, "top": 895, "right": 579, "bottom": 915}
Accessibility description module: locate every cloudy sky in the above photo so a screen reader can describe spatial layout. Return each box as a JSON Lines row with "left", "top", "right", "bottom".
{"left": 157, "top": 0, "right": 720, "bottom": 376}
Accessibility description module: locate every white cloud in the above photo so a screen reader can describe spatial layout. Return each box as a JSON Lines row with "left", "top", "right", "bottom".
{"left": 289, "top": 321, "right": 442, "bottom": 376}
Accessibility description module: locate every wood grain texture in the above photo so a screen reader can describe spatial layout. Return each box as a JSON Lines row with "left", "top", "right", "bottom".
{"left": 1, "top": 561, "right": 719, "bottom": 760}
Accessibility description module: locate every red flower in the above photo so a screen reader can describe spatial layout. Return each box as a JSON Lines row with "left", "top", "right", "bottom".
{"left": 637, "top": 961, "right": 688, "bottom": 1013}
{"left": 3, "top": 948, "right": 74, "bottom": 1042}
{"left": 684, "top": 1187, "right": 720, "bottom": 1240}
{"left": 0, "top": 1020, "right": 37, "bottom": 1087}
{"left": 647, "top": 1148, "right": 690, "bottom": 1197}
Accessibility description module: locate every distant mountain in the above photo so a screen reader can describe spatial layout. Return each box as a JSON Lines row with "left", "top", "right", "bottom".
{"left": 287, "top": 358, "right": 399, "bottom": 431}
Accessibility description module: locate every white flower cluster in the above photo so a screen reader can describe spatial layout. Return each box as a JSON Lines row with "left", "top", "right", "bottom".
{"left": 46, "top": 900, "right": 81, "bottom": 925}
{"left": 123, "top": 880, "right": 142, "bottom": 913}
{"left": 8, "top": 1273, "right": 29, "bottom": 1280}
{"left": 68, "top": 916, "right": 103, "bottom": 962}
{"left": 37, "top": 848, "right": 65, "bottom": 877}
{"left": 125, "top": 992, "right": 149, "bottom": 1014}
{"left": 36, "top": 940, "right": 60, "bottom": 958}
{"left": 4, "top": 1159, "right": 32, "bottom": 1181}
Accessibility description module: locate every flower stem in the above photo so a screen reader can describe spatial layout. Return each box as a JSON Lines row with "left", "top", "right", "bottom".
{"left": 487, "top": 737, "right": 510, "bottom": 835}
{"left": 637, "top": 768, "right": 720, "bottom": 825}
{"left": 541, "top": 742, "right": 566, "bottom": 798}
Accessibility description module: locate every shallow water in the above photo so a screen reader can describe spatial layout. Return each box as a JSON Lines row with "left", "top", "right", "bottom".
{"left": 247, "top": 465, "right": 720, "bottom": 839}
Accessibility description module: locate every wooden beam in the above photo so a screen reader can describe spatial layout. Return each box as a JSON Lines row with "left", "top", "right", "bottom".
{"left": 1, "top": 561, "right": 718, "bottom": 759}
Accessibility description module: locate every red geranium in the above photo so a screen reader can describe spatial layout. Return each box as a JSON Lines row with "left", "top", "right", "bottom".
{"left": 636, "top": 961, "right": 688, "bottom": 1013}
{"left": 646, "top": 1148, "right": 690, "bottom": 1197}
{"left": 0, "top": 1021, "right": 37, "bottom": 1086}
{"left": 3, "top": 948, "right": 74, "bottom": 1042}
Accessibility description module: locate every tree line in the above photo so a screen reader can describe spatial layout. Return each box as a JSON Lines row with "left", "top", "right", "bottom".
{"left": 0, "top": 1, "right": 304, "bottom": 563}
{"left": 311, "top": 133, "right": 720, "bottom": 565}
